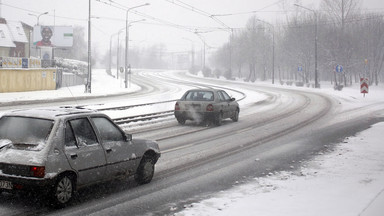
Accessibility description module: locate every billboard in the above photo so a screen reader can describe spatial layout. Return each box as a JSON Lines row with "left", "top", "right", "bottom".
{"left": 33, "top": 26, "right": 73, "bottom": 48}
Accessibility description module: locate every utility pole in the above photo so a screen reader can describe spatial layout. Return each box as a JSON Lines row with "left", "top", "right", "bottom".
{"left": 86, "top": 0, "right": 92, "bottom": 93}
{"left": 294, "top": 4, "right": 319, "bottom": 88}
{"left": 256, "top": 19, "right": 275, "bottom": 84}
{"left": 125, "top": 3, "right": 149, "bottom": 88}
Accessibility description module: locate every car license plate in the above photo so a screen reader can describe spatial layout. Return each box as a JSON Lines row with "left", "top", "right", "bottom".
{"left": 0, "top": 180, "right": 13, "bottom": 190}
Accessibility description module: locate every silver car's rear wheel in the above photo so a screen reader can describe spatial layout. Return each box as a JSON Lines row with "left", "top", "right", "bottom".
{"left": 176, "top": 117, "right": 186, "bottom": 125}
{"left": 215, "top": 112, "right": 223, "bottom": 126}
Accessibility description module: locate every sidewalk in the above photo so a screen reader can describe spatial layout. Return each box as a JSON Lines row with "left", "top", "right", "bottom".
{"left": 360, "top": 188, "right": 384, "bottom": 216}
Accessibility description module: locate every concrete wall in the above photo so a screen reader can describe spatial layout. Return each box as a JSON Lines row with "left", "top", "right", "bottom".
{"left": 0, "top": 68, "right": 56, "bottom": 93}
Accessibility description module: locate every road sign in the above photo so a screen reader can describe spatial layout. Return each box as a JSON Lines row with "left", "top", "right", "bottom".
{"left": 360, "top": 78, "right": 369, "bottom": 96}
{"left": 298, "top": 66, "right": 302, "bottom": 72}
{"left": 336, "top": 64, "right": 343, "bottom": 73}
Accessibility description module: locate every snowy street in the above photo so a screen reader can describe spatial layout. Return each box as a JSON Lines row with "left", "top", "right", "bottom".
{"left": 1, "top": 0, "right": 384, "bottom": 215}
{"left": 1, "top": 69, "right": 383, "bottom": 215}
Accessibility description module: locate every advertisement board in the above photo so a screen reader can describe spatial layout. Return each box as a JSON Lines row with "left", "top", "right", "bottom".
{"left": 33, "top": 26, "right": 73, "bottom": 48}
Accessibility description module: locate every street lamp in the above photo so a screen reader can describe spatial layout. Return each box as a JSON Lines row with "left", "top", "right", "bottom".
{"left": 194, "top": 31, "right": 207, "bottom": 70}
{"left": 109, "top": 27, "right": 125, "bottom": 78}
{"left": 125, "top": 3, "right": 149, "bottom": 88}
{"left": 116, "top": 28, "right": 124, "bottom": 80}
{"left": 182, "top": 37, "right": 195, "bottom": 70}
{"left": 294, "top": 3, "right": 319, "bottom": 88}
{"left": 28, "top": 11, "right": 49, "bottom": 25}
{"left": 86, "top": 0, "right": 92, "bottom": 93}
{"left": 256, "top": 19, "right": 275, "bottom": 84}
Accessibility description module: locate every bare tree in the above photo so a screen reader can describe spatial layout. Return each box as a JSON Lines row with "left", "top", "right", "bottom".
{"left": 321, "top": 0, "right": 361, "bottom": 30}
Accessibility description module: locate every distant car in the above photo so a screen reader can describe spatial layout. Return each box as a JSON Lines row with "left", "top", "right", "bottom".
{"left": 174, "top": 88, "right": 239, "bottom": 126}
{"left": 0, "top": 107, "right": 160, "bottom": 207}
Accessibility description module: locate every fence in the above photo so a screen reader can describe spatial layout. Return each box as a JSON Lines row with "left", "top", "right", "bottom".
{"left": 0, "top": 68, "right": 56, "bottom": 93}
{"left": 56, "top": 68, "right": 85, "bottom": 88}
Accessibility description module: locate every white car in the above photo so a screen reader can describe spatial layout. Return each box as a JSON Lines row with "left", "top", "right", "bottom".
{"left": 0, "top": 106, "right": 160, "bottom": 207}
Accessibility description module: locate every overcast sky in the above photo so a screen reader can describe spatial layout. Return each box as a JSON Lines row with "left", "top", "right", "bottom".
{"left": 1, "top": 0, "right": 383, "bottom": 55}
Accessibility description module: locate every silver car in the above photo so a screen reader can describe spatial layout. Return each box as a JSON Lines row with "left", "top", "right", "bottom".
{"left": 0, "top": 107, "right": 160, "bottom": 207}
{"left": 174, "top": 88, "right": 240, "bottom": 126}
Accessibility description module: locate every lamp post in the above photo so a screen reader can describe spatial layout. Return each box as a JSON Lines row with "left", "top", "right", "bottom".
{"left": 28, "top": 11, "right": 48, "bottom": 25}
{"left": 109, "top": 27, "right": 125, "bottom": 78}
{"left": 256, "top": 19, "right": 275, "bottom": 84}
{"left": 182, "top": 37, "right": 195, "bottom": 70}
{"left": 194, "top": 31, "right": 207, "bottom": 70}
{"left": 294, "top": 4, "right": 319, "bottom": 88}
{"left": 86, "top": 0, "right": 92, "bottom": 93}
{"left": 125, "top": 3, "right": 149, "bottom": 88}
{"left": 116, "top": 29, "right": 124, "bottom": 79}
{"left": 28, "top": 12, "right": 49, "bottom": 63}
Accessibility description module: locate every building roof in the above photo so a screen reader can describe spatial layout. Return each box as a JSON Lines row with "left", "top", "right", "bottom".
{"left": 0, "top": 24, "right": 16, "bottom": 47}
{"left": 7, "top": 21, "right": 28, "bottom": 43}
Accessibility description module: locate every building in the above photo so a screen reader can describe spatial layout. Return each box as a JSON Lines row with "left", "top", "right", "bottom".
{"left": 0, "top": 18, "right": 31, "bottom": 58}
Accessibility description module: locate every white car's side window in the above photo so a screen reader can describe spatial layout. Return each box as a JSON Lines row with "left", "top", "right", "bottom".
{"left": 91, "top": 117, "right": 125, "bottom": 143}
{"left": 67, "top": 118, "right": 98, "bottom": 147}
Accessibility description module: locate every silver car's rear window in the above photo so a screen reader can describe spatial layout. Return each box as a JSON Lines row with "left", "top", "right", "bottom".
{"left": 185, "top": 91, "right": 214, "bottom": 101}
{"left": 0, "top": 116, "right": 54, "bottom": 151}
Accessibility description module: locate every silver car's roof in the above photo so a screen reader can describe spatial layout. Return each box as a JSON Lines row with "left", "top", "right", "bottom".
{"left": 186, "top": 88, "right": 219, "bottom": 92}
{"left": 2, "top": 106, "right": 97, "bottom": 120}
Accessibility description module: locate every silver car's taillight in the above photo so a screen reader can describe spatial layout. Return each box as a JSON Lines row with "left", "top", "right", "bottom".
{"left": 206, "top": 104, "right": 214, "bottom": 112}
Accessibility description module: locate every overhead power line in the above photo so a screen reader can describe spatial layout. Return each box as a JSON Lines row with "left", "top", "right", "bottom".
{"left": 0, "top": 2, "right": 87, "bottom": 22}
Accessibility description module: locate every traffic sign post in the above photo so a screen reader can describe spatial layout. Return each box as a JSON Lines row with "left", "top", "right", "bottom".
{"left": 336, "top": 64, "right": 343, "bottom": 73}
{"left": 334, "top": 64, "right": 344, "bottom": 91}
{"left": 360, "top": 77, "right": 369, "bottom": 97}
{"left": 298, "top": 66, "right": 303, "bottom": 72}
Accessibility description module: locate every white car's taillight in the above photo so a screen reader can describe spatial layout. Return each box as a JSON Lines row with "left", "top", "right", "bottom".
{"left": 30, "top": 166, "right": 45, "bottom": 178}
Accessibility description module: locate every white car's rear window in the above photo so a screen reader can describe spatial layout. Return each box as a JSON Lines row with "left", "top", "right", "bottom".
{"left": 0, "top": 116, "right": 53, "bottom": 151}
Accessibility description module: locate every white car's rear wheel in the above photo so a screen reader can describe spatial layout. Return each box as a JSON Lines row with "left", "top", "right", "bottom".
{"left": 51, "top": 175, "right": 74, "bottom": 207}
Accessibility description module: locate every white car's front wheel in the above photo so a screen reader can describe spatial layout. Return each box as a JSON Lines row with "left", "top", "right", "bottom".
{"left": 135, "top": 157, "right": 155, "bottom": 185}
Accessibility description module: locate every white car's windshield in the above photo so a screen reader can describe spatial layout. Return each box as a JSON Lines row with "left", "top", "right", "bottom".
{"left": 0, "top": 116, "right": 53, "bottom": 151}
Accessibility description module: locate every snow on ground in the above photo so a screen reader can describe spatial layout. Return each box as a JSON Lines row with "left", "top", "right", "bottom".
{"left": 175, "top": 122, "right": 384, "bottom": 216}
{"left": 1, "top": 69, "right": 383, "bottom": 215}
{"left": 171, "top": 73, "right": 384, "bottom": 216}
{"left": 0, "top": 69, "right": 141, "bottom": 104}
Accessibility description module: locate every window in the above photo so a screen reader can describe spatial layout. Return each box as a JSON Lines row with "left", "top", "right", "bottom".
{"left": 185, "top": 91, "right": 214, "bottom": 101}
{"left": 68, "top": 118, "right": 98, "bottom": 147}
{"left": 218, "top": 92, "right": 225, "bottom": 101}
{"left": 65, "top": 122, "right": 77, "bottom": 147}
{"left": 221, "top": 91, "right": 231, "bottom": 101}
{"left": 0, "top": 116, "right": 53, "bottom": 150}
{"left": 91, "top": 117, "right": 125, "bottom": 142}
{"left": 0, "top": 30, "right": 5, "bottom": 38}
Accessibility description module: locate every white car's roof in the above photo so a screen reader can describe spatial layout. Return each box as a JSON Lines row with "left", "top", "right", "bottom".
{"left": 3, "top": 106, "right": 97, "bottom": 120}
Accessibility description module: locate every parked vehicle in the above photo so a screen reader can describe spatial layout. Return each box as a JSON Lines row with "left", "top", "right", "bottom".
{"left": 0, "top": 106, "right": 160, "bottom": 207}
{"left": 174, "top": 88, "right": 240, "bottom": 126}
